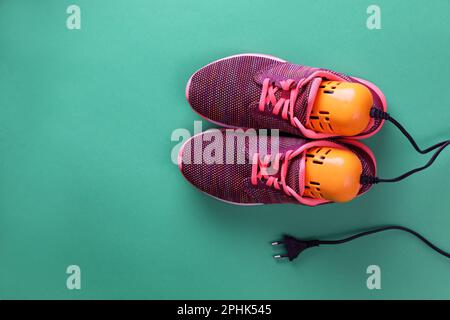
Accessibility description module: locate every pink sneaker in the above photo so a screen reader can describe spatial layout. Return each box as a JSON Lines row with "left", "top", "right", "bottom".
{"left": 178, "top": 129, "right": 376, "bottom": 206}
{"left": 186, "top": 53, "right": 387, "bottom": 139}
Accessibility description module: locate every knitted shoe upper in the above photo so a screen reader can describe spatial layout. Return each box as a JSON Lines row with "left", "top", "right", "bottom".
{"left": 178, "top": 129, "right": 376, "bottom": 206}
{"left": 187, "top": 54, "right": 385, "bottom": 139}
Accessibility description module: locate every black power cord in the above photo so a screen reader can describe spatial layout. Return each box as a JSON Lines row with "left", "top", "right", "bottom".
{"left": 272, "top": 226, "right": 450, "bottom": 262}
{"left": 360, "top": 107, "right": 449, "bottom": 185}
{"left": 360, "top": 140, "right": 449, "bottom": 185}
{"left": 370, "top": 107, "right": 449, "bottom": 155}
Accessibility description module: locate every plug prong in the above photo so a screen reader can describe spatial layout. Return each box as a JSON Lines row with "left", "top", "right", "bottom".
{"left": 271, "top": 241, "right": 283, "bottom": 246}
{"left": 273, "top": 254, "right": 288, "bottom": 260}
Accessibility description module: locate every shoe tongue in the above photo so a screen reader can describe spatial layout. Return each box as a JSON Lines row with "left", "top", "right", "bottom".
{"left": 285, "top": 154, "right": 305, "bottom": 195}
{"left": 292, "top": 77, "right": 323, "bottom": 125}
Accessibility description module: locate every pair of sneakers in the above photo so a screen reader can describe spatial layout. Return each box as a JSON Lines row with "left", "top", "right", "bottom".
{"left": 178, "top": 53, "right": 448, "bottom": 206}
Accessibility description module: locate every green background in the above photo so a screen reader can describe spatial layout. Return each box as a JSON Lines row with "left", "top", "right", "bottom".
{"left": 0, "top": 0, "right": 449, "bottom": 299}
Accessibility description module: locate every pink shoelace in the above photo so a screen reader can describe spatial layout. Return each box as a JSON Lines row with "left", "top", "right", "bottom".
{"left": 250, "top": 151, "right": 304, "bottom": 202}
{"left": 258, "top": 78, "right": 305, "bottom": 129}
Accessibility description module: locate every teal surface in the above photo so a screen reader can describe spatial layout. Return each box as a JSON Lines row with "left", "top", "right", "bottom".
{"left": 0, "top": 0, "right": 449, "bottom": 299}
